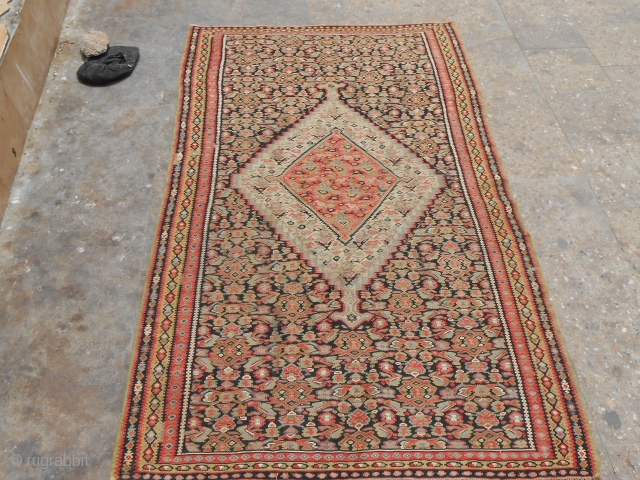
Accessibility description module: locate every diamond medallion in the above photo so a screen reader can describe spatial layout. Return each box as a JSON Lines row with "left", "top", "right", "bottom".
{"left": 234, "top": 86, "right": 443, "bottom": 327}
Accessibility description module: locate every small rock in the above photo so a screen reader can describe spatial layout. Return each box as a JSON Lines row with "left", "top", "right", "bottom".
{"left": 80, "top": 31, "right": 109, "bottom": 57}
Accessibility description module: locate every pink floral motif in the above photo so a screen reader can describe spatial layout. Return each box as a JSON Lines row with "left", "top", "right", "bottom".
{"left": 279, "top": 130, "right": 401, "bottom": 241}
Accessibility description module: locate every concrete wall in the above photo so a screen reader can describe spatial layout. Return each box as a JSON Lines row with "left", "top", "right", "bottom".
{"left": 0, "top": 0, "right": 70, "bottom": 219}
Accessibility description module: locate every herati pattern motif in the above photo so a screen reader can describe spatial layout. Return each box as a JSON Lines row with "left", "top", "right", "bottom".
{"left": 112, "top": 24, "right": 600, "bottom": 480}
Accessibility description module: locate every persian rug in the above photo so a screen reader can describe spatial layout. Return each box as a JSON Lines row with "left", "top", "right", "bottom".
{"left": 113, "top": 24, "right": 599, "bottom": 480}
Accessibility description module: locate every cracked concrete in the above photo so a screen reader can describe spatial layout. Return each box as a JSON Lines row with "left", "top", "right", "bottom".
{"left": 0, "top": 0, "right": 639, "bottom": 479}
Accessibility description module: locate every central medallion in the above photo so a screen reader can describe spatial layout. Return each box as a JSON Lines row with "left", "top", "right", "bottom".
{"left": 269, "top": 129, "right": 409, "bottom": 243}
{"left": 234, "top": 85, "right": 443, "bottom": 327}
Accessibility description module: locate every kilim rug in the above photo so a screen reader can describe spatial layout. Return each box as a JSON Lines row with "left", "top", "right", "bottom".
{"left": 112, "top": 24, "right": 599, "bottom": 480}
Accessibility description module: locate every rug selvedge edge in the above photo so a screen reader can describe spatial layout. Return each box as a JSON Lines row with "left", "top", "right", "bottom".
{"left": 110, "top": 25, "right": 211, "bottom": 480}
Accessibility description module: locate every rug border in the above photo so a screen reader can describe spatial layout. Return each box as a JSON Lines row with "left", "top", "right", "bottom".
{"left": 445, "top": 22, "right": 601, "bottom": 479}
{"left": 109, "top": 24, "right": 199, "bottom": 480}
{"left": 110, "top": 22, "right": 601, "bottom": 480}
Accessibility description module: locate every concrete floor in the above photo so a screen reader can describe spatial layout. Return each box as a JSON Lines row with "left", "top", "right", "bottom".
{"left": 0, "top": 0, "right": 639, "bottom": 479}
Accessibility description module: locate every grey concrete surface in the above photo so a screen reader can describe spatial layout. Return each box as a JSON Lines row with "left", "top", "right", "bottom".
{"left": 0, "top": 0, "right": 639, "bottom": 478}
